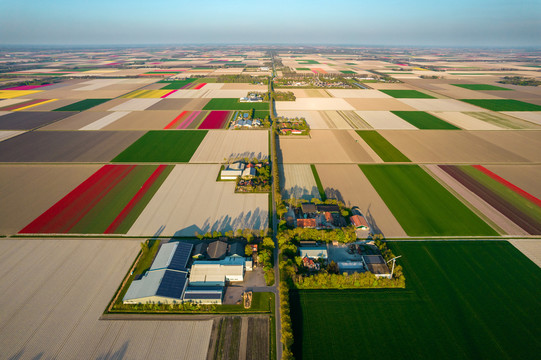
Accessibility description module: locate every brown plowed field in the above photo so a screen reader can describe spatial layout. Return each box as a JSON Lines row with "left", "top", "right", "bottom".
{"left": 439, "top": 165, "right": 541, "bottom": 235}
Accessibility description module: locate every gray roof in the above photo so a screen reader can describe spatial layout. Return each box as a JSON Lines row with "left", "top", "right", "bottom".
{"left": 193, "top": 242, "right": 208, "bottom": 257}
{"left": 123, "top": 269, "right": 188, "bottom": 302}
{"left": 228, "top": 242, "right": 245, "bottom": 257}
{"left": 207, "top": 240, "right": 228, "bottom": 260}
{"left": 301, "top": 203, "right": 317, "bottom": 214}
{"left": 150, "top": 241, "right": 193, "bottom": 272}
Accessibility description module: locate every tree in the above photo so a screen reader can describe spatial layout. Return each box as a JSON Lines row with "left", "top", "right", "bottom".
{"left": 327, "top": 260, "right": 339, "bottom": 274}
{"left": 262, "top": 237, "right": 275, "bottom": 249}
{"left": 245, "top": 244, "right": 253, "bottom": 257}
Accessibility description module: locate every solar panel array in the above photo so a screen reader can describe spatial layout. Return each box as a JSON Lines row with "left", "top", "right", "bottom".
{"left": 183, "top": 292, "right": 223, "bottom": 300}
{"left": 168, "top": 242, "right": 193, "bottom": 271}
{"left": 156, "top": 270, "right": 187, "bottom": 299}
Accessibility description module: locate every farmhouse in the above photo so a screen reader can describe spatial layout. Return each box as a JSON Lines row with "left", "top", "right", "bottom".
{"left": 297, "top": 218, "right": 317, "bottom": 228}
{"left": 350, "top": 215, "right": 369, "bottom": 230}
{"left": 123, "top": 242, "right": 193, "bottom": 304}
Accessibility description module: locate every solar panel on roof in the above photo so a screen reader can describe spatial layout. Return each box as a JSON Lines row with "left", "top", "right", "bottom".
{"left": 156, "top": 270, "right": 187, "bottom": 299}
{"left": 168, "top": 242, "right": 193, "bottom": 271}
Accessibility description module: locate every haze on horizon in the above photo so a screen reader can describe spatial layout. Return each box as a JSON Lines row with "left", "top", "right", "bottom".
{"left": 0, "top": 0, "right": 540, "bottom": 47}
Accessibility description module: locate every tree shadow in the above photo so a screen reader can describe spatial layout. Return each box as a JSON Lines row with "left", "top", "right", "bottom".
{"left": 324, "top": 187, "right": 345, "bottom": 203}
{"left": 96, "top": 341, "right": 129, "bottom": 360}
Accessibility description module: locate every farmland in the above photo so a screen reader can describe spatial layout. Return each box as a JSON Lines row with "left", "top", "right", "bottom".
{"left": 53, "top": 98, "right": 110, "bottom": 111}
{"left": 391, "top": 111, "right": 460, "bottom": 130}
{"left": 356, "top": 130, "right": 411, "bottom": 162}
{"left": 189, "top": 130, "right": 268, "bottom": 163}
{"left": 291, "top": 241, "right": 541, "bottom": 360}
{"left": 379, "top": 89, "right": 435, "bottom": 98}
{"left": 20, "top": 164, "right": 173, "bottom": 234}
{"left": 460, "top": 99, "right": 541, "bottom": 111}
{"left": 112, "top": 130, "right": 207, "bottom": 163}
{"left": 359, "top": 165, "right": 498, "bottom": 236}
{"left": 203, "top": 98, "right": 268, "bottom": 110}
{"left": 280, "top": 164, "right": 321, "bottom": 200}
{"left": 452, "top": 84, "right": 511, "bottom": 91}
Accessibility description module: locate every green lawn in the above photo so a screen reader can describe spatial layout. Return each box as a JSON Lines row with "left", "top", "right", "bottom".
{"left": 460, "top": 99, "right": 541, "bottom": 111}
{"left": 296, "top": 68, "right": 311, "bottom": 71}
{"left": 160, "top": 79, "right": 196, "bottom": 89}
{"left": 451, "top": 84, "right": 511, "bottom": 91}
{"left": 53, "top": 98, "right": 110, "bottom": 111}
{"left": 310, "top": 164, "right": 326, "bottom": 201}
{"left": 291, "top": 241, "right": 541, "bottom": 360}
{"left": 380, "top": 90, "right": 435, "bottom": 98}
{"left": 203, "top": 98, "right": 269, "bottom": 111}
{"left": 391, "top": 111, "right": 460, "bottom": 130}
{"left": 359, "top": 165, "right": 498, "bottom": 236}
{"left": 112, "top": 130, "right": 207, "bottom": 162}
{"left": 356, "top": 131, "right": 411, "bottom": 162}
{"left": 339, "top": 70, "right": 356, "bottom": 74}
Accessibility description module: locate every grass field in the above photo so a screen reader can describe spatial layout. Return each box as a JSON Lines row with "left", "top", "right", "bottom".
{"left": 356, "top": 131, "right": 411, "bottom": 162}
{"left": 359, "top": 165, "right": 498, "bottom": 236}
{"left": 291, "top": 241, "right": 541, "bottom": 360}
{"left": 310, "top": 164, "right": 326, "bottom": 200}
{"left": 203, "top": 98, "right": 268, "bottom": 111}
{"left": 160, "top": 79, "right": 196, "bottom": 89}
{"left": 297, "top": 60, "right": 320, "bottom": 64}
{"left": 112, "top": 130, "right": 207, "bottom": 163}
{"left": 379, "top": 90, "right": 435, "bottom": 99}
{"left": 339, "top": 70, "right": 356, "bottom": 74}
{"left": 53, "top": 99, "right": 110, "bottom": 111}
{"left": 451, "top": 84, "right": 511, "bottom": 91}
{"left": 296, "top": 68, "right": 311, "bottom": 71}
{"left": 460, "top": 99, "right": 541, "bottom": 111}
{"left": 391, "top": 111, "right": 460, "bottom": 130}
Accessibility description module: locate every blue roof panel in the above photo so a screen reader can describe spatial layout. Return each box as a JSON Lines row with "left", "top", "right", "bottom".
{"left": 156, "top": 270, "right": 187, "bottom": 299}
{"left": 168, "top": 242, "right": 193, "bottom": 271}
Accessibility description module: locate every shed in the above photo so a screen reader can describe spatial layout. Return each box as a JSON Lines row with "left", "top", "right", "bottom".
{"left": 183, "top": 286, "right": 224, "bottom": 305}
{"left": 363, "top": 255, "right": 391, "bottom": 279}
{"left": 317, "top": 204, "right": 340, "bottom": 213}
{"left": 192, "top": 242, "right": 208, "bottom": 259}
{"left": 301, "top": 203, "right": 317, "bottom": 215}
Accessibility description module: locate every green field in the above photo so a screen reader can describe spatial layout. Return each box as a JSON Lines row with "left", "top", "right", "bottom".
{"left": 296, "top": 68, "right": 311, "bottom": 71}
{"left": 53, "top": 98, "right": 110, "bottom": 111}
{"left": 310, "top": 164, "right": 326, "bottom": 200}
{"left": 291, "top": 241, "right": 541, "bottom": 360}
{"left": 460, "top": 99, "right": 541, "bottom": 111}
{"left": 203, "top": 98, "right": 269, "bottom": 111}
{"left": 391, "top": 111, "right": 460, "bottom": 130}
{"left": 451, "top": 84, "right": 511, "bottom": 91}
{"left": 253, "top": 110, "right": 270, "bottom": 119}
{"left": 380, "top": 90, "right": 435, "bottom": 99}
{"left": 160, "top": 79, "right": 196, "bottom": 89}
{"left": 356, "top": 131, "right": 411, "bottom": 162}
{"left": 297, "top": 60, "right": 320, "bottom": 65}
{"left": 339, "top": 70, "right": 356, "bottom": 74}
{"left": 71, "top": 165, "right": 173, "bottom": 233}
{"left": 112, "top": 130, "right": 207, "bottom": 163}
{"left": 359, "top": 165, "right": 498, "bottom": 236}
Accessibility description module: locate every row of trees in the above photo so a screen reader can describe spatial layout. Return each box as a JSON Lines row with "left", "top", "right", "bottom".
{"left": 499, "top": 76, "right": 540, "bottom": 87}
{"left": 292, "top": 270, "right": 405, "bottom": 289}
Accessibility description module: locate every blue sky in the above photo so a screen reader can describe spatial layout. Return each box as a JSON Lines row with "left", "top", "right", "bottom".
{"left": 0, "top": 0, "right": 539, "bottom": 46}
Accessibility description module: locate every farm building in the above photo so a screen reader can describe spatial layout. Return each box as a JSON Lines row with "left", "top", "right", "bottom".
{"left": 190, "top": 256, "right": 246, "bottom": 284}
{"left": 363, "top": 255, "right": 392, "bottom": 279}
{"left": 297, "top": 218, "right": 317, "bottom": 228}
{"left": 192, "top": 242, "right": 208, "bottom": 259}
{"left": 350, "top": 215, "right": 370, "bottom": 230}
{"left": 242, "top": 167, "right": 257, "bottom": 179}
{"left": 228, "top": 242, "right": 245, "bottom": 257}
{"left": 316, "top": 204, "right": 340, "bottom": 213}
{"left": 207, "top": 240, "right": 228, "bottom": 260}
{"left": 338, "top": 261, "right": 365, "bottom": 274}
{"left": 183, "top": 286, "right": 224, "bottom": 305}
{"left": 123, "top": 241, "right": 194, "bottom": 304}
{"left": 301, "top": 203, "right": 317, "bottom": 215}
{"left": 220, "top": 162, "right": 245, "bottom": 180}
{"left": 299, "top": 246, "right": 328, "bottom": 259}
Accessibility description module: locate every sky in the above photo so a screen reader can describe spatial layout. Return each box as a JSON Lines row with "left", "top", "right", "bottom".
{"left": 0, "top": 0, "right": 540, "bottom": 47}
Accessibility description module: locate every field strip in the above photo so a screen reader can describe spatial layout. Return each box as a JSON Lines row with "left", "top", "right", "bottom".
{"left": 79, "top": 111, "right": 131, "bottom": 130}
{"left": 0, "top": 131, "right": 24, "bottom": 142}
{"left": 509, "top": 240, "right": 541, "bottom": 268}
{"left": 281, "top": 164, "right": 320, "bottom": 200}
{"left": 425, "top": 165, "right": 525, "bottom": 235}
{"left": 347, "top": 130, "right": 383, "bottom": 163}
{"left": 429, "top": 112, "right": 504, "bottom": 130}
{"left": 355, "top": 111, "right": 417, "bottom": 129}
{"left": 337, "top": 110, "right": 372, "bottom": 129}
{"left": 501, "top": 111, "right": 541, "bottom": 126}
{"left": 14, "top": 99, "right": 58, "bottom": 111}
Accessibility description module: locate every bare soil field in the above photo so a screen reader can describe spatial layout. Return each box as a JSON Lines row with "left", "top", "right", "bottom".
{"left": 166, "top": 89, "right": 208, "bottom": 99}
{"left": 304, "top": 89, "right": 331, "bottom": 98}
{"left": 509, "top": 240, "right": 541, "bottom": 268}
{"left": 28, "top": 99, "right": 79, "bottom": 111}
{"left": 379, "top": 130, "right": 529, "bottom": 163}
{"left": 355, "top": 111, "right": 417, "bottom": 129}
{"left": 0, "top": 111, "right": 77, "bottom": 130}
{"left": 429, "top": 112, "right": 504, "bottom": 130}
{"left": 127, "top": 164, "right": 268, "bottom": 236}
{"left": 276, "top": 98, "right": 354, "bottom": 111}
{"left": 319, "top": 111, "right": 354, "bottom": 129}
{"left": 40, "top": 111, "right": 116, "bottom": 130}
{"left": 470, "top": 131, "right": 541, "bottom": 162}
{"left": 87, "top": 98, "right": 131, "bottom": 111}
{"left": 430, "top": 84, "right": 503, "bottom": 99}
{"left": 158, "top": 97, "right": 210, "bottom": 110}
{"left": 0, "top": 239, "right": 213, "bottom": 360}
{"left": 0, "top": 131, "right": 143, "bottom": 162}
{"left": 316, "top": 164, "right": 406, "bottom": 237}
{"left": 277, "top": 110, "right": 327, "bottom": 129}
{"left": 281, "top": 164, "right": 321, "bottom": 200}
{"left": 484, "top": 165, "right": 541, "bottom": 199}
{"left": 397, "top": 99, "right": 485, "bottom": 112}
{"left": 278, "top": 129, "right": 376, "bottom": 164}
{"left": 368, "top": 83, "right": 419, "bottom": 90}
{"left": 0, "top": 165, "right": 100, "bottom": 234}
{"left": 37, "top": 89, "right": 126, "bottom": 99}
{"left": 109, "top": 98, "right": 163, "bottom": 111}
{"left": 102, "top": 110, "right": 180, "bottom": 130}
{"left": 425, "top": 165, "right": 526, "bottom": 236}
{"left": 345, "top": 98, "right": 417, "bottom": 111}
{"left": 80, "top": 111, "right": 131, "bottom": 130}
{"left": 146, "top": 98, "right": 192, "bottom": 110}
{"left": 219, "top": 83, "right": 268, "bottom": 90}
{"left": 190, "top": 130, "right": 268, "bottom": 163}
{"left": 501, "top": 111, "right": 541, "bottom": 126}
{"left": 203, "top": 89, "right": 259, "bottom": 98}
{"left": 327, "top": 89, "right": 392, "bottom": 98}
{"left": 0, "top": 130, "right": 23, "bottom": 142}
